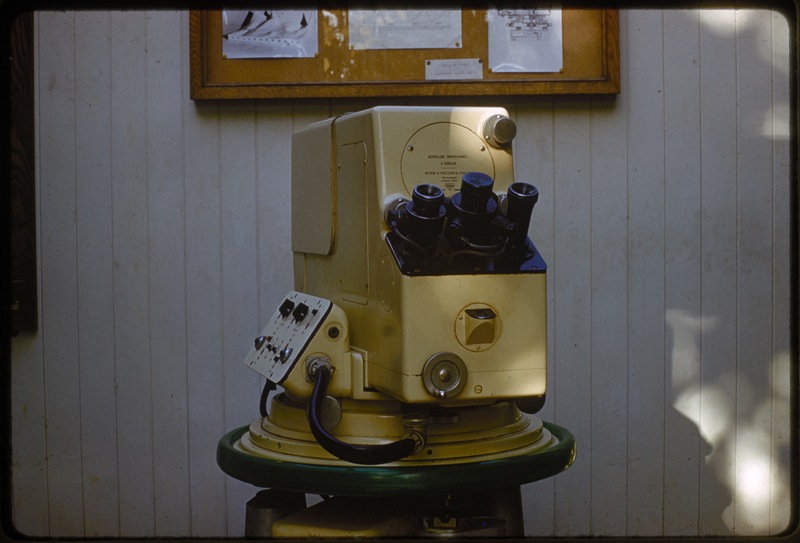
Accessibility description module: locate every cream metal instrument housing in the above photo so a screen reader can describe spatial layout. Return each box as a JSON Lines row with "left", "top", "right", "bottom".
{"left": 290, "top": 106, "right": 547, "bottom": 406}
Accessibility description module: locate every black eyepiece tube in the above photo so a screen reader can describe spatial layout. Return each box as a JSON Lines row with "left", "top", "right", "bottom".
{"left": 411, "top": 184, "right": 445, "bottom": 218}
{"left": 506, "top": 182, "right": 539, "bottom": 249}
{"left": 459, "top": 172, "right": 495, "bottom": 213}
{"left": 403, "top": 183, "right": 447, "bottom": 249}
{"left": 307, "top": 366, "right": 418, "bottom": 465}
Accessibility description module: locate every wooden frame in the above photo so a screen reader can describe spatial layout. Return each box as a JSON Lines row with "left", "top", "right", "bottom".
{"left": 190, "top": 7, "right": 619, "bottom": 100}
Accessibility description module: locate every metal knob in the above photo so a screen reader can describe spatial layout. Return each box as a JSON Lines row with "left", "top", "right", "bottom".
{"left": 483, "top": 114, "right": 517, "bottom": 147}
{"left": 422, "top": 352, "right": 467, "bottom": 399}
{"left": 279, "top": 346, "right": 293, "bottom": 363}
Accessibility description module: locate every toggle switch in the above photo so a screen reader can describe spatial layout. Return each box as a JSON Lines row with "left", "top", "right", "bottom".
{"left": 292, "top": 302, "right": 309, "bottom": 322}
{"left": 279, "top": 298, "right": 295, "bottom": 318}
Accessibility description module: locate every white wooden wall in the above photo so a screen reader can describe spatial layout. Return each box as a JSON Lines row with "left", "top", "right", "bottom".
{"left": 10, "top": 9, "right": 792, "bottom": 538}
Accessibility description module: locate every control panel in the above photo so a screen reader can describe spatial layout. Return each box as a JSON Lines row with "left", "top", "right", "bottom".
{"left": 244, "top": 291, "right": 333, "bottom": 385}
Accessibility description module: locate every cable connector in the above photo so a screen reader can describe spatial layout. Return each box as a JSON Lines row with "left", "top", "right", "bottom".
{"left": 305, "top": 356, "right": 333, "bottom": 383}
{"left": 402, "top": 414, "right": 428, "bottom": 455}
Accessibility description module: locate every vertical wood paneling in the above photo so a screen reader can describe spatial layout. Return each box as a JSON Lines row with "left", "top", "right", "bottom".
{"left": 698, "top": 9, "right": 740, "bottom": 536}
{"left": 768, "top": 11, "right": 792, "bottom": 535}
{"left": 179, "top": 9, "right": 228, "bottom": 537}
{"left": 734, "top": 10, "right": 777, "bottom": 534}
{"left": 588, "top": 37, "right": 630, "bottom": 535}
{"left": 219, "top": 101, "right": 261, "bottom": 536}
{"left": 9, "top": 337, "right": 49, "bottom": 536}
{"left": 663, "top": 9, "right": 702, "bottom": 536}
{"left": 255, "top": 103, "right": 295, "bottom": 320}
{"left": 145, "top": 10, "right": 191, "bottom": 536}
{"left": 513, "top": 101, "right": 558, "bottom": 536}
{"left": 551, "top": 98, "right": 593, "bottom": 536}
{"left": 74, "top": 11, "right": 119, "bottom": 537}
{"left": 625, "top": 9, "right": 667, "bottom": 536}
{"left": 37, "top": 10, "right": 85, "bottom": 537}
{"left": 11, "top": 8, "right": 793, "bottom": 539}
{"left": 10, "top": 335, "right": 50, "bottom": 535}
{"left": 110, "top": 11, "right": 155, "bottom": 536}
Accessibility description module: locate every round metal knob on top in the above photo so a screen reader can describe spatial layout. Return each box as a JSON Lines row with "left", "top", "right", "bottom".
{"left": 483, "top": 114, "right": 517, "bottom": 147}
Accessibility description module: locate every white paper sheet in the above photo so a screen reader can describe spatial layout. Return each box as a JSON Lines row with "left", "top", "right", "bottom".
{"left": 488, "top": 5, "right": 563, "bottom": 73}
{"left": 222, "top": 9, "right": 319, "bottom": 59}
{"left": 349, "top": 9, "right": 462, "bottom": 50}
{"left": 425, "top": 58, "right": 484, "bottom": 80}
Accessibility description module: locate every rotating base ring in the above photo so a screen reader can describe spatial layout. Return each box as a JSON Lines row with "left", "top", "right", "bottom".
{"left": 217, "top": 421, "right": 575, "bottom": 497}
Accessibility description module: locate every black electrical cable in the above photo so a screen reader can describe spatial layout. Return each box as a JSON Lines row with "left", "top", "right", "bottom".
{"left": 391, "top": 226, "right": 436, "bottom": 261}
{"left": 259, "top": 380, "right": 276, "bottom": 418}
{"left": 306, "top": 365, "right": 418, "bottom": 466}
{"left": 447, "top": 238, "right": 508, "bottom": 264}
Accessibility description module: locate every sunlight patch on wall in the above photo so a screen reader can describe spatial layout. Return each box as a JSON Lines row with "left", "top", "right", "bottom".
{"left": 765, "top": 102, "right": 791, "bottom": 140}
{"left": 698, "top": 9, "right": 736, "bottom": 33}
{"left": 666, "top": 309, "right": 791, "bottom": 535}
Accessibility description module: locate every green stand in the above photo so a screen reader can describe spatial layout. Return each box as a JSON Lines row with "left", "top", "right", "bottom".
{"left": 218, "top": 421, "right": 575, "bottom": 537}
{"left": 218, "top": 421, "right": 575, "bottom": 497}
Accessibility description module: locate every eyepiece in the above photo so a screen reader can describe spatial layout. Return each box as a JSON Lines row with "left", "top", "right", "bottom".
{"left": 459, "top": 172, "right": 495, "bottom": 213}
{"left": 508, "top": 182, "right": 539, "bottom": 203}
{"left": 505, "top": 182, "right": 539, "bottom": 250}
{"left": 411, "top": 184, "right": 445, "bottom": 218}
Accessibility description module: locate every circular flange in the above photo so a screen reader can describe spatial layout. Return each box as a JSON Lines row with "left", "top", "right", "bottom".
{"left": 217, "top": 422, "right": 576, "bottom": 497}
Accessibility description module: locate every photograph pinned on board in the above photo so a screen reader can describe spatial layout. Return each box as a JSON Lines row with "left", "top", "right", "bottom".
{"left": 222, "top": 9, "right": 319, "bottom": 59}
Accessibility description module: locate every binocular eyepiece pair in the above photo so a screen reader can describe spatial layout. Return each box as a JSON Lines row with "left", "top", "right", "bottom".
{"left": 393, "top": 172, "right": 539, "bottom": 258}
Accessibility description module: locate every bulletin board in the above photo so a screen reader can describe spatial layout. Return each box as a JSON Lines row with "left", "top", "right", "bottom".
{"left": 189, "top": 7, "right": 619, "bottom": 100}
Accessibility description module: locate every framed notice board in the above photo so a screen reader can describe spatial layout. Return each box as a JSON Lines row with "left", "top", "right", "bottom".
{"left": 190, "top": 6, "right": 619, "bottom": 100}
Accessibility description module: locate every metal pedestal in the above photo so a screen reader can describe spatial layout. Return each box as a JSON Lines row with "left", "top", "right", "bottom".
{"left": 244, "top": 488, "right": 525, "bottom": 538}
{"left": 219, "top": 422, "right": 576, "bottom": 538}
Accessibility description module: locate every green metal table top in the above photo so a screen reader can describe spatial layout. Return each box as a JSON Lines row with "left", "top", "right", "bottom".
{"left": 217, "top": 422, "right": 576, "bottom": 497}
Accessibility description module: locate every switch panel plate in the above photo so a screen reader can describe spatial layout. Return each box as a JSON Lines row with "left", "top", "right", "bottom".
{"left": 244, "top": 291, "right": 333, "bottom": 384}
